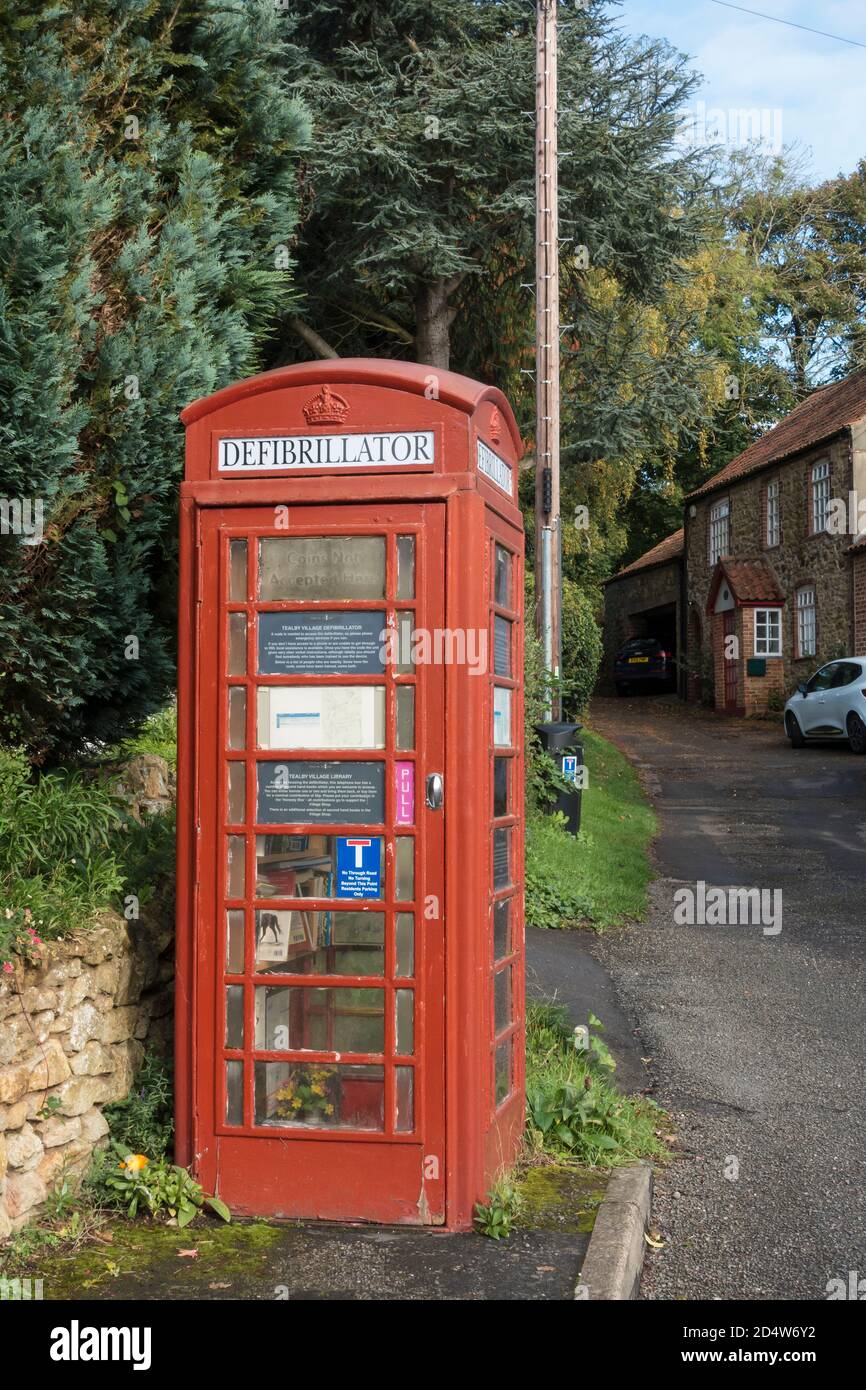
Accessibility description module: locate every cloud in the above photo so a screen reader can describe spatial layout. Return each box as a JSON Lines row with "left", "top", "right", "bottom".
{"left": 619, "top": 0, "right": 865, "bottom": 177}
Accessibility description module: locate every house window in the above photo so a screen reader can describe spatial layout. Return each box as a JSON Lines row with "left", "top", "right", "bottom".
{"left": 754, "top": 608, "right": 782, "bottom": 658}
{"left": 766, "top": 480, "right": 780, "bottom": 547}
{"left": 796, "top": 586, "right": 816, "bottom": 658}
{"left": 811, "top": 461, "right": 830, "bottom": 534}
{"left": 709, "top": 498, "right": 730, "bottom": 565}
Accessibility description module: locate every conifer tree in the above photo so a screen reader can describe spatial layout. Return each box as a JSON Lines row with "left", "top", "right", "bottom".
{"left": 0, "top": 1, "right": 308, "bottom": 760}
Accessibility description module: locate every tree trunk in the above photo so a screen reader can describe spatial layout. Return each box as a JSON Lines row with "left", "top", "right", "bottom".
{"left": 414, "top": 277, "right": 461, "bottom": 369}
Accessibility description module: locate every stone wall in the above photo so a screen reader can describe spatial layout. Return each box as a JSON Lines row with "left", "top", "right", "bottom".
{"left": 0, "top": 755, "right": 175, "bottom": 1237}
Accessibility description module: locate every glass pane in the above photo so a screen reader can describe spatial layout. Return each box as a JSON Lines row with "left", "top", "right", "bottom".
{"left": 493, "top": 899, "right": 511, "bottom": 962}
{"left": 255, "top": 833, "right": 383, "bottom": 900}
{"left": 494, "top": 967, "right": 512, "bottom": 1034}
{"left": 395, "top": 1066, "right": 414, "bottom": 1132}
{"left": 395, "top": 990, "right": 414, "bottom": 1055}
{"left": 396, "top": 535, "right": 416, "bottom": 599}
{"left": 396, "top": 685, "right": 415, "bottom": 749}
{"left": 228, "top": 613, "right": 247, "bottom": 675}
{"left": 255, "top": 1061, "right": 384, "bottom": 1130}
{"left": 493, "top": 757, "right": 509, "bottom": 817}
{"left": 259, "top": 536, "right": 386, "bottom": 601}
{"left": 493, "top": 827, "right": 511, "bottom": 889}
{"left": 254, "top": 985, "right": 385, "bottom": 1053}
{"left": 396, "top": 612, "right": 414, "bottom": 674}
{"left": 227, "top": 836, "right": 245, "bottom": 898}
{"left": 494, "top": 616, "right": 512, "bottom": 676}
{"left": 229, "top": 539, "right": 247, "bottom": 602}
{"left": 395, "top": 837, "right": 415, "bottom": 901}
{"left": 395, "top": 913, "right": 414, "bottom": 977}
{"left": 226, "top": 909, "right": 245, "bottom": 974}
{"left": 495, "top": 1037, "right": 512, "bottom": 1105}
{"left": 254, "top": 909, "right": 384, "bottom": 976}
{"left": 226, "top": 985, "right": 244, "bottom": 1048}
{"left": 229, "top": 687, "right": 246, "bottom": 749}
{"left": 493, "top": 687, "right": 512, "bottom": 746}
{"left": 228, "top": 762, "right": 245, "bottom": 824}
{"left": 257, "top": 686, "right": 385, "bottom": 750}
{"left": 494, "top": 545, "right": 511, "bottom": 607}
{"left": 226, "top": 1060, "right": 243, "bottom": 1126}
{"left": 258, "top": 610, "right": 386, "bottom": 676}
{"left": 256, "top": 760, "right": 385, "bottom": 826}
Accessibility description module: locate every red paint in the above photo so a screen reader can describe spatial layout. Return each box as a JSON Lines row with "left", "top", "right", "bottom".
{"left": 176, "top": 359, "right": 525, "bottom": 1229}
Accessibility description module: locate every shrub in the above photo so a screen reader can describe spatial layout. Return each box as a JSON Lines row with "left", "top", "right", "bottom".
{"left": 0, "top": 746, "right": 127, "bottom": 937}
{"left": 561, "top": 577, "right": 603, "bottom": 718}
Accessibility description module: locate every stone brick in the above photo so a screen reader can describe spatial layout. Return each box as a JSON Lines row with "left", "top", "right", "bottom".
{"left": 24, "top": 1038, "right": 71, "bottom": 1091}
{"left": 37, "top": 1140, "right": 91, "bottom": 1188}
{"left": 20, "top": 986, "right": 58, "bottom": 1014}
{"left": 0, "top": 1099, "right": 28, "bottom": 1131}
{"left": 37, "top": 1114, "right": 82, "bottom": 1149}
{"left": 55, "top": 1075, "right": 111, "bottom": 1117}
{"left": 6, "top": 1122, "right": 43, "bottom": 1171}
{"left": 0, "top": 1132, "right": 6, "bottom": 1182}
{"left": 70, "top": 1041, "right": 117, "bottom": 1078}
{"left": 80, "top": 1108, "right": 109, "bottom": 1146}
{"left": 0, "top": 1062, "right": 29, "bottom": 1106}
{"left": 67, "top": 1000, "right": 104, "bottom": 1051}
{"left": 4, "top": 1169, "right": 46, "bottom": 1226}
{"left": 44, "top": 957, "right": 82, "bottom": 986}
{"left": 102, "top": 1040, "right": 143, "bottom": 1103}
{"left": 101, "top": 1004, "right": 139, "bottom": 1044}
{"left": 93, "top": 958, "right": 121, "bottom": 997}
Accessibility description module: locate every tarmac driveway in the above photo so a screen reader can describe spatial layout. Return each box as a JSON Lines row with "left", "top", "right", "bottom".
{"left": 588, "top": 694, "right": 866, "bottom": 1301}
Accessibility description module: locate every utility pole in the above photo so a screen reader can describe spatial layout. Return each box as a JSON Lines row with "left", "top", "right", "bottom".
{"left": 534, "top": 0, "right": 561, "bottom": 717}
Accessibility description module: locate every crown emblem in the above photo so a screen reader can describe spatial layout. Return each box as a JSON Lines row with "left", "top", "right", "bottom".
{"left": 489, "top": 407, "right": 502, "bottom": 444}
{"left": 303, "top": 384, "right": 349, "bottom": 426}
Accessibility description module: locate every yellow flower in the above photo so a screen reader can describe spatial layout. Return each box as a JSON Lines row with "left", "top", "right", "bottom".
{"left": 310, "top": 1084, "right": 324, "bottom": 1096}
{"left": 120, "top": 1154, "right": 149, "bottom": 1172}
{"left": 324, "top": 1104, "right": 334, "bottom": 1116}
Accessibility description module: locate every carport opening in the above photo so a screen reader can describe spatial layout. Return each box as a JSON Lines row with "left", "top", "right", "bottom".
{"left": 620, "top": 601, "right": 678, "bottom": 692}
{"left": 628, "top": 602, "right": 677, "bottom": 657}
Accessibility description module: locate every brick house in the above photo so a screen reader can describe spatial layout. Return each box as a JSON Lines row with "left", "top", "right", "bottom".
{"left": 604, "top": 366, "right": 866, "bottom": 712}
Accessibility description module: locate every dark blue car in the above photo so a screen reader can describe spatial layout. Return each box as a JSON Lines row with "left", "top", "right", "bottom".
{"left": 614, "top": 636, "right": 676, "bottom": 695}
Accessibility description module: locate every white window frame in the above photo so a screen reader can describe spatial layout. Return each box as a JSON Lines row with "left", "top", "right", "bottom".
{"left": 766, "top": 479, "right": 780, "bottom": 548}
{"left": 811, "top": 460, "right": 830, "bottom": 534}
{"left": 796, "top": 586, "right": 816, "bottom": 658}
{"left": 754, "top": 607, "right": 782, "bottom": 658}
{"left": 709, "top": 497, "right": 730, "bottom": 566}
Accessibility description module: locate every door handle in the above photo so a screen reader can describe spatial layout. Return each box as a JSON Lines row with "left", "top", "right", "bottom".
{"left": 426, "top": 773, "right": 444, "bottom": 810}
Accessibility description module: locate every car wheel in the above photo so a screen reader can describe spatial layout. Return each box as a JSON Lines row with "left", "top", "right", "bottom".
{"left": 785, "top": 712, "right": 805, "bottom": 749}
{"left": 847, "top": 712, "right": 866, "bottom": 754}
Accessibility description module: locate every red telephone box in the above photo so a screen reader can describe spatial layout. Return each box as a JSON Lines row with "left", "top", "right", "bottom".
{"left": 176, "top": 359, "right": 525, "bottom": 1229}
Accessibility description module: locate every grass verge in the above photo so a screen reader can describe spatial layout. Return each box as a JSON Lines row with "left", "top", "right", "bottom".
{"left": 526, "top": 726, "right": 656, "bottom": 930}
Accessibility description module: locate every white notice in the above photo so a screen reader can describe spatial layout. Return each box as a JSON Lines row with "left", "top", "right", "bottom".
{"left": 218, "top": 432, "right": 434, "bottom": 471}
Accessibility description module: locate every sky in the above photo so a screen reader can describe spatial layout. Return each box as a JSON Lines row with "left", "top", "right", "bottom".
{"left": 614, "top": 0, "right": 865, "bottom": 181}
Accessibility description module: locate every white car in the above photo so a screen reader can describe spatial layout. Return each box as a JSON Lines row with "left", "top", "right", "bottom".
{"left": 784, "top": 657, "right": 866, "bottom": 754}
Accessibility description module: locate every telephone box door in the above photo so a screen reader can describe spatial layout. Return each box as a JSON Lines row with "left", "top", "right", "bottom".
{"left": 193, "top": 502, "right": 446, "bottom": 1223}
